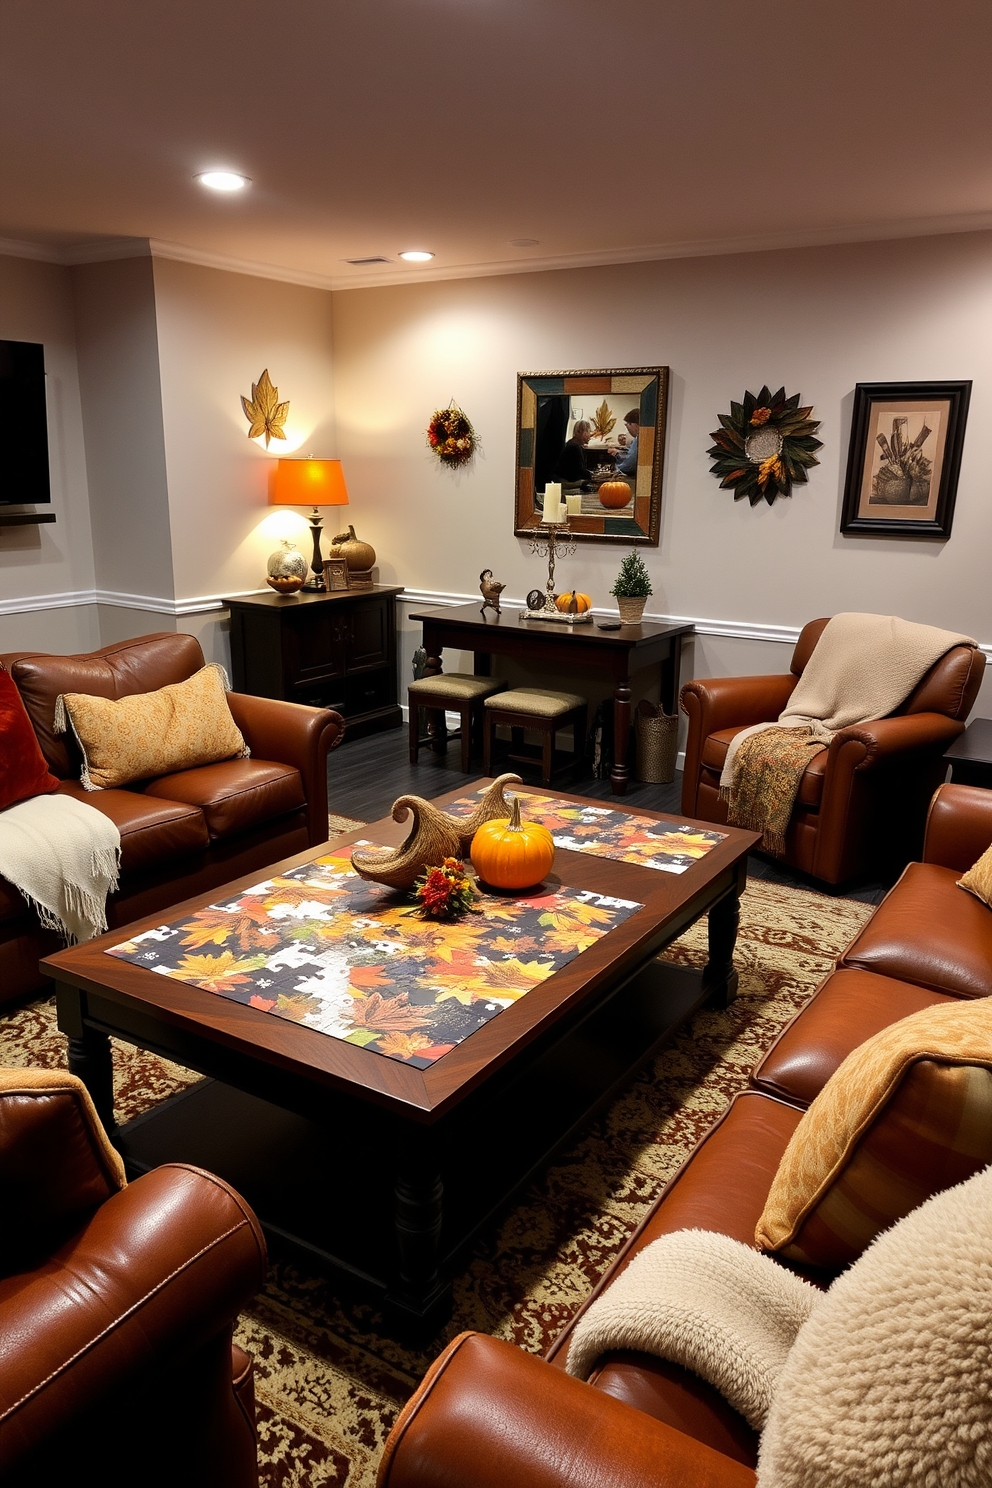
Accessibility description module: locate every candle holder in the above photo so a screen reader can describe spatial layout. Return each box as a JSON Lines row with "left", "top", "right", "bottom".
{"left": 519, "top": 519, "right": 593, "bottom": 625}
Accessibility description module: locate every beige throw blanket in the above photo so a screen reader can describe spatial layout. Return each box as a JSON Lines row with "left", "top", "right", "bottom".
{"left": 0, "top": 793, "right": 121, "bottom": 942}
{"left": 719, "top": 614, "right": 975, "bottom": 851}
{"left": 565, "top": 1229, "right": 821, "bottom": 1431}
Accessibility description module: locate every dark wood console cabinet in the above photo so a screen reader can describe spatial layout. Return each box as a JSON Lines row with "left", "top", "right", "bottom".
{"left": 224, "top": 586, "right": 403, "bottom": 739}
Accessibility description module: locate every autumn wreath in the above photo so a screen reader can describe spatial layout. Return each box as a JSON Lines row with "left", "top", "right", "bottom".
{"left": 426, "top": 401, "right": 479, "bottom": 467}
{"left": 708, "top": 386, "right": 822, "bottom": 506}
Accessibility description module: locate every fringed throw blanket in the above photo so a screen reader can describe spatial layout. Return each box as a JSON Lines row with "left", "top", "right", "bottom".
{"left": 720, "top": 613, "right": 975, "bottom": 854}
{"left": 565, "top": 1229, "right": 821, "bottom": 1432}
{"left": 0, "top": 793, "right": 121, "bottom": 942}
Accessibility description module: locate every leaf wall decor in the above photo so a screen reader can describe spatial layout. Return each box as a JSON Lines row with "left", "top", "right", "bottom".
{"left": 241, "top": 368, "right": 290, "bottom": 447}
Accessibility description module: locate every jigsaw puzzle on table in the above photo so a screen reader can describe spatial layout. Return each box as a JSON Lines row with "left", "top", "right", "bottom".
{"left": 105, "top": 856, "right": 642, "bottom": 1068}
{"left": 448, "top": 789, "right": 726, "bottom": 874}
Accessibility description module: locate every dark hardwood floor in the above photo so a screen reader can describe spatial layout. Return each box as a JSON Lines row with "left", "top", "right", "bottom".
{"left": 327, "top": 723, "right": 894, "bottom": 905}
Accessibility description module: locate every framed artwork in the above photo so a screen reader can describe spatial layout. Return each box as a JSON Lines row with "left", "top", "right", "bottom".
{"left": 514, "top": 367, "right": 669, "bottom": 545}
{"left": 840, "top": 381, "right": 971, "bottom": 538}
{"left": 322, "top": 557, "right": 349, "bottom": 591}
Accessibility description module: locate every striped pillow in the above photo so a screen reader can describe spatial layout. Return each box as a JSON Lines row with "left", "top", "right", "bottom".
{"left": 755, "top": 999, "right": 992, "bottom": 1269}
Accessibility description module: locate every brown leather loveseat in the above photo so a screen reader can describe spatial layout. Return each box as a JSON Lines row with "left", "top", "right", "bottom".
{"left": 680, "top": 617, "right": 984, "bottom": 884}
{"left": 377, "top": 782, "right": 992, "bottom": 1488}
{"left": 0, "top": 632, "right": 344, "bottom": 1006}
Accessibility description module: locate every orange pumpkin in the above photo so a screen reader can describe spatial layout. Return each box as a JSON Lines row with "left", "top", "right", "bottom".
{"left": 598, "top": 480, "right": 632, "bottom": 510}
{"left": 470, "top": 796, "right": 555, "bottom": 890}
{"left": 555, "top": 590, "right": 592, "bottom": 614}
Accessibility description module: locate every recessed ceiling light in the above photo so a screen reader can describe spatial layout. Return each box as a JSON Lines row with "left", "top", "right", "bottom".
{"left": 510, "top": 238, "right": 539, "bottom": 247}
{"left": 398, "top": 250, "right": 434, "bottom": 262}
{"left": 196, "top": 171, "right": 251, "bottom": 192}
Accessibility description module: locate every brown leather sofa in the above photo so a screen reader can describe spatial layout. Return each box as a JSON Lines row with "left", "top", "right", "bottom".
{"left": 680, "top": 617, "right": 984, "bottom": 884}
{"left": 0, "top": 632, "right": 344, "bottom": 1006}
{"left": 0, "top": 1068, "right": 267, "bottom": 1487}
{"left": 377, "top": 781, "right": 992, "bottom": 1488}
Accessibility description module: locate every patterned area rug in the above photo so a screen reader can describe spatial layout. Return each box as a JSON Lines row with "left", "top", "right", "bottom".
{"left": 0, "top": 832, "right": 872, "bottom": 1488}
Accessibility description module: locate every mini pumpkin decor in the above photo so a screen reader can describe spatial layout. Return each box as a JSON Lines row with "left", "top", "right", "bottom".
{"left": 597, "top": 480, "right": 632, "bottom": 510}
{"left": 555, "top": 590, "right": 592, "bottom": 614}
{"left": 426, "top": 400, "right": 479, "bottom": 467}
{"left": 470, "top": 795, "right": 555, "bottom": 890}
{"left": 708, "top": 386, "right": 822, "bottom": 506}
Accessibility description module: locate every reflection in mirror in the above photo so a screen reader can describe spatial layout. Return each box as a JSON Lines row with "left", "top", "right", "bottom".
{"left": 515, "top": 368, "right": 668, "bottom": 545}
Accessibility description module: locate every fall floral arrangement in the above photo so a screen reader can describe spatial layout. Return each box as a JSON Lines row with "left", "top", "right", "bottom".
{"left": 426, "top": 401, "right": 479, "bottom": 467}
{"left": 413, "top": 858, "right": 479, "bottom": 920}
{"left": 708, "top": 386, "right": 822, "bottom": 506}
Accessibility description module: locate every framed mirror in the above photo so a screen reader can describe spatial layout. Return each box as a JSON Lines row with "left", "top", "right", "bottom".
{"left": 514, "top": 366, "right": 668, "bottom": 545}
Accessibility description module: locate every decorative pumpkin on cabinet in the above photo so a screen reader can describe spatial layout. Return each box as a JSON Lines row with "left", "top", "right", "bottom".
{"left": 555, "top": 590, "right": 592, "bottom": 615}
{"left": 470, "top": 796, "right": 555, "bottom": 890}
{"left": 598, "top": 481, "right": 632, "bottom": 510}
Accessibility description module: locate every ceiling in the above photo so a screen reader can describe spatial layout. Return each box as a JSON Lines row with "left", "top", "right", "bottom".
{"left": 3, "top": 0, "right": 992, "bottom": 289}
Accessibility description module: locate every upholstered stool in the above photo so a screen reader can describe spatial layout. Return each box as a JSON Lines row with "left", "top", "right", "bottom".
{"left": 483, "top": 688, "right": 587, "bottom": 787}
{"left": 409, "top": 673, "right": 507, "bottom": 771}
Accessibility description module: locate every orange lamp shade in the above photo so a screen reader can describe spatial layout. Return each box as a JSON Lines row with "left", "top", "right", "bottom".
{"left": 269, "top": 458, "right": 349, "bottom": 508}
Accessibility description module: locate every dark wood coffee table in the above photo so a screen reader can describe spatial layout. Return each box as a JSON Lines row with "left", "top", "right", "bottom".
{"left": 43, "top": 784, "right": 758, "bottom": 1329}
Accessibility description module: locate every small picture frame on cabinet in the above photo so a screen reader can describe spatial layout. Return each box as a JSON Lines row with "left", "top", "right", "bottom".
{"left": 840, "top": 380, "right": 971, "bottom": 539}
{"left": 323, "top": 557, "right": 349, "bottom": 591}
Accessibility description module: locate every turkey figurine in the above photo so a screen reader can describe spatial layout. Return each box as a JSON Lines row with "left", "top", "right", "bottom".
{"left": 479, "top": 569, "right": 506, "bottom": 616}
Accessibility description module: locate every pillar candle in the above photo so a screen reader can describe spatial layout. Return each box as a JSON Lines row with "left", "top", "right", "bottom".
{"left": 565, "top": 494, "right": 582, "bottom": 516}
{"left": 542, "top": 482, "right": 564, "bottom": 523}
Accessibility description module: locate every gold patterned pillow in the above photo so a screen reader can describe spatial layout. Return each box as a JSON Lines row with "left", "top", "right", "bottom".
{"left": 755, "top": 998, "right": 992, "bottom": 1268}
{"left": 54, "top": 663, "right": 249, "bottom": 790}
{"left": 958, "top": 841, "right": 992, "bottom": 906}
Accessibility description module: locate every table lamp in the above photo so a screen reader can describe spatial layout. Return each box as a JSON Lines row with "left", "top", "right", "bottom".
{"left": 270, "top": 457, "right": 350, "bottom": 591}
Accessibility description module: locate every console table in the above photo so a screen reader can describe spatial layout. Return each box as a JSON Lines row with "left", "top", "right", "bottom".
{"left": 944, "top": 717, "right": 992, "bottom": 788}
{"left": 409, "top": 603, "right": 692, "bottom": 795}
{"left": 224, "top": 586, "right": 403, "bottom": 739}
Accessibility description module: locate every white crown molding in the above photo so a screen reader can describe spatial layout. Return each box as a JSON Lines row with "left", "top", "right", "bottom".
{"left": 3, "top": 208, "right": 992, "bottom": 292}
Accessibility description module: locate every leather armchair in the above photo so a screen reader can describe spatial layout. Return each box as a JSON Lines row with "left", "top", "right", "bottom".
{"left": 0, "top": 632, "right": 345, "bottom": 1004}
{"left": 680, "top": 618, "right": 985, "bottom": 884}
{"left": 0, "top": 1068, "right": 267, "bottom": 1487}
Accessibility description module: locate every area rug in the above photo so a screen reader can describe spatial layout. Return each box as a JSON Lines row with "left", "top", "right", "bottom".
{"left": 0, "top": 841, "right": 871, "bottom": 1488}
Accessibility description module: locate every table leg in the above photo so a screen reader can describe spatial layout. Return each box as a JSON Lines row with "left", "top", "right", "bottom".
{"left": 387, "top": 1147, "right": 450, "bottom": 1325}
{"left": 57, "top": 983, "right": 117, "bottom": 1134}
{"left": 473, "top": 651, "right": 492, "bottom": 677}
{"left": 423, "top": 647, "right": 446, "bottom": 752}
{"left": 660, "top": 632, "right": 684, "bottom": 718}
{"left": 702, "top": 888, "right": 741, "bottom": 1009}
{"left": 611, "top": 678, "right": 632, "bottom": 795}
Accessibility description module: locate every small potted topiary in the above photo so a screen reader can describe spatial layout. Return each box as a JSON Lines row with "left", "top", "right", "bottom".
{"left": 611, "top": 550, "right": 653, "bottom": 625}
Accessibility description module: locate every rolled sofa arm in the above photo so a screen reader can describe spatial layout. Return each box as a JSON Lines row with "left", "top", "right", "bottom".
{"left": 680, "top": 674, "right": 797, "bottom": 736}
{"left": 924, "top": 783, "right": 992, "bottom": 872}
{"left": 827, "top": 712, "right": 964, "bottom": 770}
{"left": 378, "top": 1332, "right": 757, "bottom": 1488}
{"left": 0, "top": 1163, "right": 267, "bottom": 1474}
{"left": 226, "top": 692, "right": 345, "bottom": 848}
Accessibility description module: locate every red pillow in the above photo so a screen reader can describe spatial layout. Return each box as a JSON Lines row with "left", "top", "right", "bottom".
{"left": 0, "top": 665, "right": 59, "bottom": 811}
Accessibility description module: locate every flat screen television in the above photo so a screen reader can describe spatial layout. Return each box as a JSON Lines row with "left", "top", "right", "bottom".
{"left": 0, "top": 340, "right": 50, "bottom": 505}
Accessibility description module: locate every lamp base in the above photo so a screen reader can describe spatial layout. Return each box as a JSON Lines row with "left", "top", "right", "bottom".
{"left": 302, "top": 575, "right": 326, "bottom": 592}
{"left": 306, "top": 507, "right": 326, "bottom": 590}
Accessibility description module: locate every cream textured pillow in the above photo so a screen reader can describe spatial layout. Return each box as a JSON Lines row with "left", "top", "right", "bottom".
{"left": 757, "top": 1164, "right": 992, "bottom": 1487}
{"left": 958, "top": 839, "right": 992, "bottom": 906}
{"left": 755, "top": 998, "right": 992, "bottom": 1266}
{"left": 54, "top": 663, "right": 249, "bottom": 790}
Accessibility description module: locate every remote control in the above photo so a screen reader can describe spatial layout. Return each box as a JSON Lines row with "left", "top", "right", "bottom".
{"left": 596, "top": 620, "right": 623, "bottom": 630}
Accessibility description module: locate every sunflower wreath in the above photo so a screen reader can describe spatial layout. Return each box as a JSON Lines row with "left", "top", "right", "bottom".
{"left": 426, "top": 400, "right": 479, "bottom": 468}
{"left": 708, "top": 386, "right": 822, "bottom": 506}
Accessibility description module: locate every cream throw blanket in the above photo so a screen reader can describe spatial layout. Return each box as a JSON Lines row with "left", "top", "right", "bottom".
{"left": 0, "top": 793, "right": 121, "bottom": 942}
{"left": 719, "top": 612, "right": 976, "bottom": 790}
{"left": 565, "top": 1229, "right": 822, "bottom": 1431}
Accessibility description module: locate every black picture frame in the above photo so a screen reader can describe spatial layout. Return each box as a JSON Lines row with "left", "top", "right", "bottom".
{"left": 840, "top": 380, "right": 971, "bottom": 538}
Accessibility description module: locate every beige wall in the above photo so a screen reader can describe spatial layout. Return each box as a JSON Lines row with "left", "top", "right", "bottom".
{"left": 0, "top": 253, "right": 97, "bottom": 652}
{"left": 331, "top": 230, "right": 992, "bottom": 709}
{"left": 71, "top": 256, "right": 174, "bottom": 604}
{"left": 152, "top": 257, "right": 337, "bottom": 614}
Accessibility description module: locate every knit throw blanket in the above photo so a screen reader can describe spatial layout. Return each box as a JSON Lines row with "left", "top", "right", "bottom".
{"left": 0, "top": 793, "right": 121, "bottom": 942}
{"left": 719, "top": 613, "right": 975, "bottom": 854}
{"left": 565, "top": 1229, "right": 821, "bottom": 1431}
